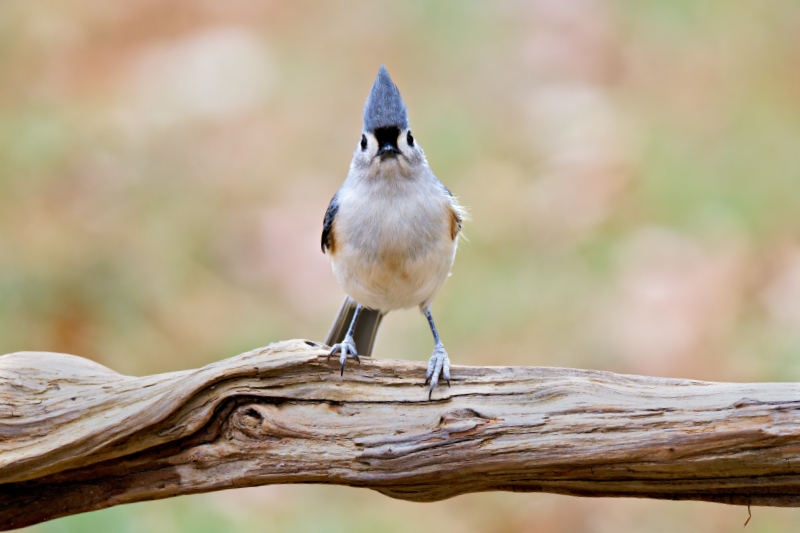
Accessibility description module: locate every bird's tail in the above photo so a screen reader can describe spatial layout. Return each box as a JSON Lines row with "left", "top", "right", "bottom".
{"left": 324, "top": 295, "right": 384, "bottom": 358}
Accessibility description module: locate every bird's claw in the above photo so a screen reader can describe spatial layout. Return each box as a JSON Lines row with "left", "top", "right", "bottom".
{"left": 328, "top": 336, "right": 360, "bottom": 376}
{"left": 425, "top": 344, "right": 450, "bottom": 399}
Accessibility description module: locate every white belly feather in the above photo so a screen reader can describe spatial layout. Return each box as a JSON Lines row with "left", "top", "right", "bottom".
{"left": 330, "top": 172, "right": 458, "bottom": 313}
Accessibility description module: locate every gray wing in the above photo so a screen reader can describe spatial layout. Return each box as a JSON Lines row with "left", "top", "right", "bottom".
{"left": 321, "top": 194, "right": 339, "bottom": 253}
{"left": 325, "top": 295, "right": 384, "bottom": 358}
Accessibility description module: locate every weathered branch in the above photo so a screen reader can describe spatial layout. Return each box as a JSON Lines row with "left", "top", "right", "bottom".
{"left": 2, "top": 339, "right": 800, "bottom": 530}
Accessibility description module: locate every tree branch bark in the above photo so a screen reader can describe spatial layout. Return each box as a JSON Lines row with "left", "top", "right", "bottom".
{"left": 2, "top": 339, "right": 800, "bottom": 530}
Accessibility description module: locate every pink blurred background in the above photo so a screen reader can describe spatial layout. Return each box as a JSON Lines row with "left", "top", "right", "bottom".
{"left": 3, "top": 0, "right": 800, "bottom": 531}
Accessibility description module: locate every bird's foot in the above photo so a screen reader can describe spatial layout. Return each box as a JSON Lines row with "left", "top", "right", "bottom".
{"left": 327, "top": 336, "right": 360, "bottom": 376}
{"left": 424, "top": 343, "right": 451, "bottom": 400}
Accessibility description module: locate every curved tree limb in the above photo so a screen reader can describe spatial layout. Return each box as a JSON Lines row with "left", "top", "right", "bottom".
{"left": 2, "top": 339, "right": 800, "bottom": 530}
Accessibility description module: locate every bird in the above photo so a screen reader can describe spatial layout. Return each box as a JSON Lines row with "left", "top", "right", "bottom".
{"left": 321, "top": 65, "right": 467, "bottom": 399}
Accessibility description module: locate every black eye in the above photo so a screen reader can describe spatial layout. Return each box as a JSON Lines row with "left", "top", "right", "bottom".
{"left": 360, "top": 135, "right": 367, "bottom": 150}
{"left": 406, "top": 131, "right": 414, "bottom": 146}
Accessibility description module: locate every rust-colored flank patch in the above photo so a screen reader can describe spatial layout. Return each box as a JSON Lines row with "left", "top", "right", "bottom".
{"left": 448, "top": 207, "right": 460, "bottom": 240}
{"left": 327, "top": 223, "right": 337, "bottom": 255}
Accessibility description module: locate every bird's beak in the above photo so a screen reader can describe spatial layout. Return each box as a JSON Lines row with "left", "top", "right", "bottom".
{"left": 378, "top": 143, "right": 401, "bottom": 158}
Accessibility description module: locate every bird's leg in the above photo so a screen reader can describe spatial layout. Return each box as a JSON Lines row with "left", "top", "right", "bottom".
{"left": 423, "top": 307, "right": 450, "bottom": 399}
{"left": 328, "top": 304, "right": 362, "bottom": 376}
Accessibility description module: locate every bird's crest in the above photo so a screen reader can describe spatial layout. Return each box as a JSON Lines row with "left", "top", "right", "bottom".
{"left": 363, "top": 65, "right": 409, "bottom": 132}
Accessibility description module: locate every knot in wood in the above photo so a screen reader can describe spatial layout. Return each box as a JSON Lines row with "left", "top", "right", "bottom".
{"left": 229, "top": 403, "right": 315, "bottom": 440}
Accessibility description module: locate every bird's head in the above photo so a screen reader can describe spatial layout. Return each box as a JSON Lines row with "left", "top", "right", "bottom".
{"left": 353, "top": 66, "right": 425, "bottom": 176}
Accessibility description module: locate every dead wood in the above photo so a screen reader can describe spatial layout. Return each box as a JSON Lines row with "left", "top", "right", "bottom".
{"left": 2, "top": 339, "right": 800, "bottom": 530}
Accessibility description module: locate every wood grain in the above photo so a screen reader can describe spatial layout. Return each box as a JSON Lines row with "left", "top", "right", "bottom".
{"left": 2, "top": 339, "right": 800, "bottom": 530}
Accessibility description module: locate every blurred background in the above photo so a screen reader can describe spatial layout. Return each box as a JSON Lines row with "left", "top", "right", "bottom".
{"left": 2, "top": 0, "right": 800, "bottom": 531}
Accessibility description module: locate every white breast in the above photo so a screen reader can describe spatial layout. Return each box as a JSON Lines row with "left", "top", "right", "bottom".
{"left": 330, "top": 170, "right": 458, "bottom": 313}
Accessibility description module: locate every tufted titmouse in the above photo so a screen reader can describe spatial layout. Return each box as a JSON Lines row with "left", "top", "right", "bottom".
{"left": 322, "top": 66, "right": 467, "bottom": 399}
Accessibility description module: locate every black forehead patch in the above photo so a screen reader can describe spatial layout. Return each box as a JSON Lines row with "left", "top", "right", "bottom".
{"left": 363, "top": 65, "right": 409, "bottom": 132}
{"left": 374, "top": 126, "right": 400, "bottom": 149}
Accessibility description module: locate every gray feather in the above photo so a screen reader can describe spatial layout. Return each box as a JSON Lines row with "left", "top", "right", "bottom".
{"left": 321, "top": 194, "right": 338, "bottom": 253}
{"left": 363, "top": 65, "right": 409, "bottom": 132}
